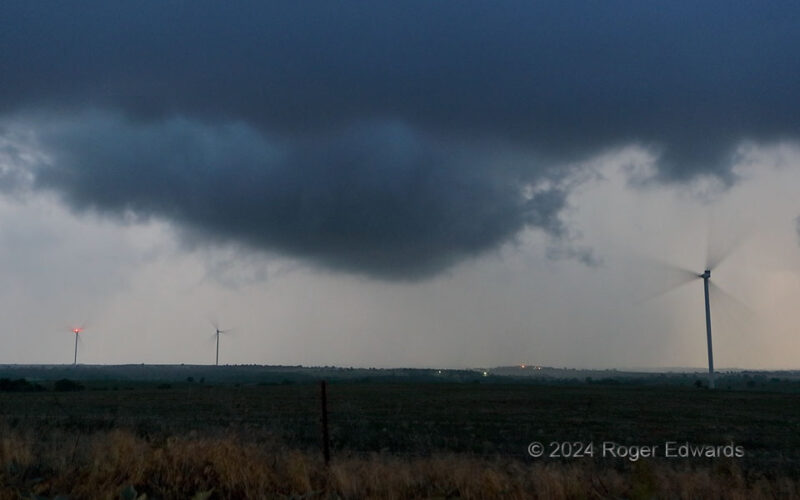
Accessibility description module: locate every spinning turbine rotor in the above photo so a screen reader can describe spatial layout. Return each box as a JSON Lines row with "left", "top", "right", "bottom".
{"left": 652, "top": 227, "right": 748, "bottom": 390}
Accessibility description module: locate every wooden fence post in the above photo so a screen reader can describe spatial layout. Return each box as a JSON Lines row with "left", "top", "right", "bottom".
{"left": 320, "top": 380, "right": 331, "bottom": 465}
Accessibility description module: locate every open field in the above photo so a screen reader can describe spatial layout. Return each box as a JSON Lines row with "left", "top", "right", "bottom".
{"left": 1, "top": 374, "right": 799, "bottom": 498}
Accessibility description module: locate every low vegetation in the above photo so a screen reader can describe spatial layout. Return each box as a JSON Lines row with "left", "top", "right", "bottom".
{"left": 1, "top": 428, "right": 797, "bottom": 499}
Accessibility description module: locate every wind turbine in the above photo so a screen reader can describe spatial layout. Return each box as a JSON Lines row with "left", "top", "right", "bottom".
{"left": 70, "top": 326, "right": 84, "bottom": 365}
{"left": 695, "top": 228, "right": 751, "bottom": 389}
{"left": 650, "top": 229, "right": 748, "bottom": 390}
{"left": 211, "top": 321, "right": 232, "bottom": 366}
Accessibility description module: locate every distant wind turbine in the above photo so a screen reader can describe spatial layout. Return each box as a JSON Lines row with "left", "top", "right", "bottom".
{"left": 210, "top": 320, "right": 233, "bottom": 366}
{"left": 70, "top": 326, "right": 84, "bottom": 365}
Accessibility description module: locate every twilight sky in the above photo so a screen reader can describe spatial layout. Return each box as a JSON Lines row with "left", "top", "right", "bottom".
{"left": 1, "top": 1, "right": 798, "bottom": 368}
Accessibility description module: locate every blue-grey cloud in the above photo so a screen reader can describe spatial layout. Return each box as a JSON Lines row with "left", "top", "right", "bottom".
{"left": 19, "top": 113, "right": 566, "bottom": 279}
{"left": 1, "top": 1, "right": 799, "bottom": 277}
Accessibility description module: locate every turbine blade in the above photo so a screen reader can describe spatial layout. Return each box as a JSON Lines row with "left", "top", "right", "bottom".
{"left": 705, "top": 223, "right": 750, "bottom": 272}
{"left": 705, "top": 219, "right": 713, "bottom": 270}
{"left": 708, "top": 281, "right": 763, "bottom": 363}
{"left": 707, "top": 281, "right": 760, "bottom": 357}
{"left": 209, "top": 319, "right": 219, "bottom": 331}
{"left": 636, "top": 259, "right": 700, "bottom": 304}
{"left": 708, "top": 281, "right": 758, "bottom": 321}
{"left": 639, "top": 279, "right": 696, "bottom": 304}
{"left": 654, "top": 261, "right": 699, "bottom": 280}
{"left": 706, "top": 242, "right": 738, "bottom": 272}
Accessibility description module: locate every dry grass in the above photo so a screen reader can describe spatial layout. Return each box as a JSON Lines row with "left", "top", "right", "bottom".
{"left": 1, "top": 427, "right": 798, "bottom": 499}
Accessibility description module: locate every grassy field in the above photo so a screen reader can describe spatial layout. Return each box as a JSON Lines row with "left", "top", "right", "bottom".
{"left": 1, "top": 380, "right": 799, "bottom": 498}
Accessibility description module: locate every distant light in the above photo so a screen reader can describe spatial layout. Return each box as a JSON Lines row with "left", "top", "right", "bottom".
{"left": 437, "top": 370, "right": 442, "bottom": 374}
{"left": 483, "top": 371, "right": 488, "bottom": 376}
{"left": 72, "top": 327, "right": 83, "bottom": 334}
{"left": 520, "top": 364, "right": 526, "bottom": 369}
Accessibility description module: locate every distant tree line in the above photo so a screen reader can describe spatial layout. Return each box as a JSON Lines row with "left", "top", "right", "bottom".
{"left": 0, "top": 378, "right": 84, "bottom": 392}
{"left": 0, "top": 378, "right": 45, "bottom": 392}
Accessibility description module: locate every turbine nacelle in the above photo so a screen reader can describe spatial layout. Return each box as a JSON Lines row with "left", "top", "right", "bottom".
{"left": 700, "top": 269, "right": 711, "bottom": 279}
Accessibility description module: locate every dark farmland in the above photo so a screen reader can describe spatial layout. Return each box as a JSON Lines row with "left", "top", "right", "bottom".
{"left": 2, "top": 379, "right": 798, "bottom": 475}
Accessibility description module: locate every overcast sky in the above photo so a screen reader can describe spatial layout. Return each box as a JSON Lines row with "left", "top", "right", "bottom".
{"left": 1, "top": 2, "right": 799, "bottom": 369}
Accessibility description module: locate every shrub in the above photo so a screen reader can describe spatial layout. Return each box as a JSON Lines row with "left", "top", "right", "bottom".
{"left": 0, "top": 378, "right": 45, "bottom": 392}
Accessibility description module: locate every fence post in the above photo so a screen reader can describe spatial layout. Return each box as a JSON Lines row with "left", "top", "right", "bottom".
{"left": 320, "top": 380, "right": 331, "bottom": 465}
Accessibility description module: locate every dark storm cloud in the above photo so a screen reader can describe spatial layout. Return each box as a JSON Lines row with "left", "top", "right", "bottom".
{"left": 25, "top": 114, "right": 565, "bottom": 279}
{"left": 1, "top": 1, "right": 799, "bottom": 277}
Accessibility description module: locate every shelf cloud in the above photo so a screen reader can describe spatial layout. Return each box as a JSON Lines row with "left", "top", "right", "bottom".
{"left": 1, "top": 1, "right": 799, "bottom": 277}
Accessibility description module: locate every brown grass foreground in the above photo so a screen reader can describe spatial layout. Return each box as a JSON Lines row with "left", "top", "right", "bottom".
{"left": 1, "top": 428, "right": 798, "bottom": 499}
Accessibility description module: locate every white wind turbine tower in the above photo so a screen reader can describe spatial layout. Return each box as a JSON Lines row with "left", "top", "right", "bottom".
{"left": 698, "top": 266, "right": 717, "bottom": 389}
